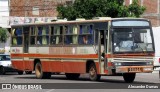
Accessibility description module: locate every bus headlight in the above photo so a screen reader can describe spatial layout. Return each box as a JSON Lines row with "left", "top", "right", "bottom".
{"left": 115, "top": 62, "right": 122, "bottom": 66}
{"left": 146, "top": 62, "right": 152, "bottom": 65}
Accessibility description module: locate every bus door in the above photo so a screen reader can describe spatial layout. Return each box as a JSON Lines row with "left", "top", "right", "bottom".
{"left": 96, "top": 29, "right": 106, "bottom": 74}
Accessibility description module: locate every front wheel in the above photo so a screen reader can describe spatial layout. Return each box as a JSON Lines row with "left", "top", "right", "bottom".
{"left": 123, "top": 73, "right": 136, "bottom": 83}
{"left": 35, "top": 62, "right": 51, "bottom": 79}
{"left": 89, "top": 63, "right": 101, "bottom": 81}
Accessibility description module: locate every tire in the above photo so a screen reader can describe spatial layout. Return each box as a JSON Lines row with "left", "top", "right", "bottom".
{"left": 35, "top": 62, "right": 51, "bottom": 79}
{"left": 25, "top": 71, "right": 32, "bottom": 74}
{"left": 18, "top": 71, "right": 23, "bottom": 75}
{"left": 89, "top": 63, "right": 101, "bottom": 81}
{"left": 123, "top": 73, "right": 136, "bottom": 83}
{"left": 65, "top": 73, "right": 80, "bottom": 80}
{"left": 0, "top": 66, "right": 5, "bottom": 75}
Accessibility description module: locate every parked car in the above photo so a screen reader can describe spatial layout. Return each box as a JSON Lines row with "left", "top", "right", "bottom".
{"left": 0, "top": 54, "right": 23, "bottom": 75}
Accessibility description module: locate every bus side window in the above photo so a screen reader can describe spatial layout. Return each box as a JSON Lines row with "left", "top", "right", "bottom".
{"left": 16, "top": 28, "right": 22, "bottom": 45}
{"left": 78, "top": 25, "right": 93, "bottom": 45}
{"left": 12, "top": 29, "right": 17, "bottom": 45}
{"left": 52, "top": 26, "right": 63, "bottom": 45}
{"left": 37, "top": 27, "right": 42, "bottom": 44}
{"left": 30, "top": 27, "right": 36, "bottom": 45}
{"left": 64, "top": 26, "right": 71, "bottom": 44}
{"left": 50, "top": 26, "right": 56, "bottom": 44}
{"left": 64, "top": 25, "right": 78, "bottom": 44}
{"left": 42, "top": 26, "right": 49, "bottom": 45}
{"left": 72, "top": 26, "right": 78, "bottom": 44}
{"left": 12, "top": 28, "right": 22, "bottom": 45}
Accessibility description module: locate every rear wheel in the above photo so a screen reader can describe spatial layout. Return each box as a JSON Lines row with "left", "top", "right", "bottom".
{"left": 0, "top": 66, "right": 5, "bottom": 75}
{"left": 35, "top": 62, "right": 51, "bottom": 79}
{"left": 65, "top": 73, "right": 80, "bottom": 80}
{"left": 89, "top": 63, "right": 101, "bottom": 81}
{"left": 18, "top": 71, "right": 23, "bottom": 75}
{"left": 123, "top": 73, "right": 136, "bottom": 83}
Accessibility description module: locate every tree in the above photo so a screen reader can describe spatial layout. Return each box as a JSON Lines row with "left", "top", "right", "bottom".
{"left": 128, "top": 0, "right": 146, "bottom": 17}
{"left": 0, "top": 28, "right": 8, "bottom": 43}
{"left": 57, "top": 0, "right": 145, "bottom": 20}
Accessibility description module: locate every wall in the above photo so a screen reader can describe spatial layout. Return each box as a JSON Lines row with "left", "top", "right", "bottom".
{"left": 0, "top": 0, "right": 10, "bottom": 28}
{"left": 124, "top": 0, "right": 160, "bottom": 27}
{"left": 10, "top": 0, "right": 73, "bottom": 17}
{"left": 142, "top": 0, "right": 160, "bottom": 27}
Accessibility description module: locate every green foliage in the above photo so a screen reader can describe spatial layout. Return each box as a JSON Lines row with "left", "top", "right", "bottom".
{"left": 128, "top": 0, "right": 146, "bottom": 17}
{"left": 0, "top": 28, "right": 8, "bottom": 43}
{"left": 57, "top": 0, "right": 146, "bottom": 20}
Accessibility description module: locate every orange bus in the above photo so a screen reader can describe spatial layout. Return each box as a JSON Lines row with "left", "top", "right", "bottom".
{"left": 11, "top": 18, "right": 155, "bottom": 83}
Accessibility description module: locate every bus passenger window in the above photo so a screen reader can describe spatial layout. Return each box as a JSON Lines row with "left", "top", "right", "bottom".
{"left": 30, "top": 27, "right": 36, "bottom": 45}
{"left": 30, "top": 36, "right": 36, "bottom": 45}
{"left": 53, "top": 26, "right": 63, "bottom": 44}
{"left": 50, "top": 26, "right": 55, "bottom": 44}
{"left": 42, "top": 27, "right": 49, "bottom": 45}
{"left": 16, "top": 28, "right": 22, "bottom": 45}
{"left": 78, "top": 25, "right": 93, "bottom": 45}
{"left": 37, "top": 37, "right": 42, "bottom": 44}
{"left": 37, "top": 27, "right": 42, "bottom": 44}
{"left": 64, "top": 25, "right": 78, "bottom": 44}
{"left": 79, "top": 35, "right": 93, "bottom": 44}
{"left": 50, "top": 36, "right": 56, "bottom": 44}
{"left": 12, "top": 29, "right": 17, "bottom": 45}
{"left": 12, "top": 28, "right": 23, "bottom": 45}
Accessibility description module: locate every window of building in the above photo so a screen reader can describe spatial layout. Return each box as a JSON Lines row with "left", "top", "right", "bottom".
{"left": 32, "top": 6, "right": 39, "bottom": 15}
{"left": 78, "top": 25, "right": 93, "bottom": 45}
{"left": 64, "top": 25, "right": 78, "bottom": 44}
{"left": 11, "top": 27, "right": 23, "bottom": 45}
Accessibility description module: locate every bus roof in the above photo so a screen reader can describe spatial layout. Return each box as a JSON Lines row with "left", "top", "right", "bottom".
{"left": 11, "top": 17, "right": 149, "bottom": 27}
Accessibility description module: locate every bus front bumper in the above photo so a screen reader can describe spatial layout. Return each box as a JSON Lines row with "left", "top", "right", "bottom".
{"left": 115, "top": 66, "right": 153, "bottom": 73}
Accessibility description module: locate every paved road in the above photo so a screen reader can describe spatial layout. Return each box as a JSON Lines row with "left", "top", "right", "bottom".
{"left": 0, "top": 72, "right": 159, "bottom": 92}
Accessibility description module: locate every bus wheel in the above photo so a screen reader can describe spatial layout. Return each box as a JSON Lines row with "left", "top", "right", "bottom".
{"left": 123, "top": 73, "right": 136, "bottom": 83}
{"left": 35, "top": 62, "right": 51, "bottom": 79}
{"left": 0, "top": 66, "right": 5, "bottom": 75}
{"left": 65, "top": 73, "right": 80, "bottom": 80}
{"left": 89, "top": 64, "right": 101, "bottom": 81}
{"left": 25, "top": 71, "right": 32, "bottom": 74}
{"left": 18, "top": 71, "right": 23, "bottom": 75}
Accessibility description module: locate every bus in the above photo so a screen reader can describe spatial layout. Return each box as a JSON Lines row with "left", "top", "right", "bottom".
{"left": 10, "top": 17, "right": 155, "bottom": 83}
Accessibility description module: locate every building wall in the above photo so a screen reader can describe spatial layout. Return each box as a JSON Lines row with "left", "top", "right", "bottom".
{"left": 0, "top": 0, "right": 9, "bottom": 16}
{"left": 142, "top": 0, "right": 160, "bottom": 27}
{"left": 0, "top": 0, "right": 10, "bottom": 28}
{"left": 9, "top": 0, "right": 160, "bottom": 27}
{"left": 125, "top": 0, "right": 160, "bottom": 27}
{"left": 10, "top": 0, "right": 72, "bottom": 17}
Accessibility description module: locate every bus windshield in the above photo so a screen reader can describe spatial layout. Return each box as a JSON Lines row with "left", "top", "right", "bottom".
{"left": 113, "top": 28, "right": 154, "bottom": 53}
